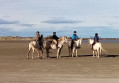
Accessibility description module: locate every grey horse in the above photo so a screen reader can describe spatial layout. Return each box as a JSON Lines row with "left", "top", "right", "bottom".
{"left": 68, "top": 38, "right": 82, "bottom": 57}
{"left": 27, "top": 36, "right": 44, "bottom": 59}
{"left": 45, "top": 36, "right": 68, "bottom": 58}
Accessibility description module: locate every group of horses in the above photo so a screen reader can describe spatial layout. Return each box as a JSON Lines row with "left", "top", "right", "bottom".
{"left": 27, "top": 36, "right": 106, "bottom": 59}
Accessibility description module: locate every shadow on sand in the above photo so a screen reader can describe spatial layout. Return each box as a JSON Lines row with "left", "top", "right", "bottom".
{"left": 103, "top": 54, "right": 119, "bottom": 57}
{"left": 45, "top": 54, "right": 119, "bottom": 58}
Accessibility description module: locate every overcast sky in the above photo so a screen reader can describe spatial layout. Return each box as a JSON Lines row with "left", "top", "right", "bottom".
{"left": 0, "top": 0, "right": 119, "bottom": 38}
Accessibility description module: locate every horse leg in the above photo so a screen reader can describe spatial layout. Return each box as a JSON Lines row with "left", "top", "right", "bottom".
{"left": 27, "top": 46, "right": 32, "bottom": 59}
{"left": 72, "top": 48, "right": 75, "bottom": 57}
{"left": 99, "top": 48, "right": 102, "bottom": 58}
{"left": 68, "top": 47, "right": 71, "bottom": 57}
{"left": 38, "top": 50, "right": 41, "bottom": 59}
{"left": 46, "top": 48, "right": 49, "bottom": 58}
{"left": 38, "top": 50, "right": 43, "bottom": 59}
{"left": 96, "top": 51, "right": 98, "bottom": 58}
{"left": 41, "top": 52, "right": 43, "bottom": 59}
{"left": 97, "top": 50, "right": 99, "bottom": 58}
{"left": 97, "top": 50, "right": 101, "bottom": 58}
{"left": 32, "top": 48, "right": 35, "bottom": 59}
{"left": 27, "top": 50, "right": 30, "bottom": 59}
{"left": 59, "top": 48, "right": 62, "bottom": 58}
{"left": 76, "top": 49, "right": 78, "bottom": 57}
{"left": 70, "top": 48, "right": 72, "bottom": 57}
{"left": 40, "top": 49, "right": 43, "bottom": 59}
{"left": 93, "top": 51, "right": 95, "bottom": 57}
{"left": 57, "top": 48, "right": 60, "bottom": 58}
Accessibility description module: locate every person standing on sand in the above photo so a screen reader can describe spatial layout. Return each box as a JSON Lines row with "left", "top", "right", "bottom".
{"left": 71, "top": 31, "right": 78, "bottom": 49}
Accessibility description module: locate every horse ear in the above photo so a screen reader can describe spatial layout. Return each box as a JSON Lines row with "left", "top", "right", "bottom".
{"left": 58, "top": 39, "right": 61, "bottom": 41}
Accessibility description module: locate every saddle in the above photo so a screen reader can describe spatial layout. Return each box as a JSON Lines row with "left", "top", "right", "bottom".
{"left": 52, "top": 39, "right": 57, "bottom": 44}
{"left": 51, "top": 39, "right": 58, "bottom": 49}
{"left": 35, "top": 40, "right": 43, "bottom": 50}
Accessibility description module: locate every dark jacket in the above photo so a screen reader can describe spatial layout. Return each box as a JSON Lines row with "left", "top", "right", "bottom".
{"left": 52, "top": 35, "right": 59, "bottom": 41}
{"left": 94, "top": 36, "right": 99, "bottom": 42}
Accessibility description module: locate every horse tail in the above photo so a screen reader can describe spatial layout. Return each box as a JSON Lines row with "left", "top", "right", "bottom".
{"left": 100, "top": 44, "right": 108, "bottom": 54}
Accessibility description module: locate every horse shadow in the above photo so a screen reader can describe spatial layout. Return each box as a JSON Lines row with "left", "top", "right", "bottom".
{"left": 78, "top": 55, "right": 92, "bottom": 57}
{"left": 44, "top": 54, "right": 119, "bottom": 58}
{"left": 75, "top": 54, "right": 119, "bottom": 58}
{"left": 102, "top": 54, "right": 119, "bottom": 58}
{"left": 47, "top": 55, "right": 70, "bottom": 58}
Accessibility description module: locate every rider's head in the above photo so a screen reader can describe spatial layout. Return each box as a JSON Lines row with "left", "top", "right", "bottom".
{"left": 36, "top": 31, "right": 39, "bottom": 34}
{"left": 53, "top": 32, "right": 56, "bottom": 35}
{"left": 74, "top": 31, "right": 76, "bottom": 34}
{"left": 95, "top": 33, "right": 98, "bottom": 36}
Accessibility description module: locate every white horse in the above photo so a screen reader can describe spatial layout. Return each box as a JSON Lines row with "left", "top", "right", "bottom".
{"left": 89, "top": 39, "right": 106, "bottom": 58}
{"left": 45, "top": 36, "right": 68, "bottom": 58}
{"left": 27, "top": 41, "right": 43, "bottom": 59}
{"left": 68, "top": 38, "right": 82, "bottom": 57}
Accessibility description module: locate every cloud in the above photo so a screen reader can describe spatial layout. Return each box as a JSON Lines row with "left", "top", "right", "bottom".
{"left": 0, "top": 18, "right": 19, "bottom": 24}
{"left": 42, "top": 17, "right": 82, "bottom": 24}
{"left": 19, "top": 24, "right": 35, "bottom": 27}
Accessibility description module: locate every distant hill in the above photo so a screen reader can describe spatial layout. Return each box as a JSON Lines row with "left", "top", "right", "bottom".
{"left": 0, "top": 36, "right": 119, "bottom": 40}
{"left": 0, "top": 36, "right": 34, "bottom": 40}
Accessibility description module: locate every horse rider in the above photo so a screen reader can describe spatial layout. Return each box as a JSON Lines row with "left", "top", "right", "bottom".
{"left": 35, "top": 31, "right": 40, "bottom": 43}
{"left": 52, "top": 32, "right": 59, "bottom": 47}
{"left": 71, "top": 31, "right": 78, "bottom": 49}
{"left": 92, "top": 33, "right": 99, "bottom": 50}
{"left": 34, "top": 31, "right": 43, "bottom": 49}
{"left": 38, "top": 35, "right": 44, "bottom": 49}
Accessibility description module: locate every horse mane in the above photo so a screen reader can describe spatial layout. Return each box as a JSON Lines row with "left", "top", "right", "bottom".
{"left": 58, "top": 36, "right": 67, "bottom": 42}
{"left": 59, "top": 38, "right": 63, "bottom": 42}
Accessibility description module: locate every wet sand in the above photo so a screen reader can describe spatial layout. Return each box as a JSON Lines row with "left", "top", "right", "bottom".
{"left": 0, "top": 40, "right": 119, "bottom": 83}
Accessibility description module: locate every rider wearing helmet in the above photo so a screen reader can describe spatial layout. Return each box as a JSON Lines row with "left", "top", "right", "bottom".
{"left": 92, "top": 33, "right": 99, "bottom": 49}
{"left": 52, "top": 32, "right": 59, "bottom": 48}
{"left": 71, "top": 31, "right": 78, "bottom": 49}
{"left": 34, "top": 31, "right": 43, "bottom": 49}
{"left": 52, "top": 32, "right": 59, "bottom": 41}
{"left": 35, "top": 31, "right": 40, "bottom": 42}
{"left": 94, "top": 33, "right": 99, "bottom": 43}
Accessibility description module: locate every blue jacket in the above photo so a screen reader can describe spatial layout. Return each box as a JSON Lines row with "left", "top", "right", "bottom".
{"left": 72, "top": 34, "right": 78, "bottom": 40}
{"left": 94, "top": 36, "right": 99, "bottom": 42}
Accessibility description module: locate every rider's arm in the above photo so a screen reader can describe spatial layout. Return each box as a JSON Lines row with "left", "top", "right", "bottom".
{"left": 76, "top": 35, "right": 78, "bottom": 40}
{"left": 72, "top": 35, "right": 75, "bottom": 40}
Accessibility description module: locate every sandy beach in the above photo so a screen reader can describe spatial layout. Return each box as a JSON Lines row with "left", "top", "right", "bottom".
{"left": 0, "top": 40, "right": 119, "bottom": 83}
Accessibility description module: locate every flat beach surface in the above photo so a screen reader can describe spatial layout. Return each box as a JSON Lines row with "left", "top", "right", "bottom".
{"left": 0, "top": 40, "right": 119, "bottom": 83}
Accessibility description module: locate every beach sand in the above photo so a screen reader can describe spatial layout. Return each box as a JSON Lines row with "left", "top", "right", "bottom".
{"left": 0, "top": 40, "right": 119, "bottom": 83}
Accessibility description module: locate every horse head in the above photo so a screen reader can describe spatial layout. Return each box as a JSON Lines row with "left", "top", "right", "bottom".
{"left": 89, "top": 39, "right": 94, "bottom": 45}
{"left": 59, "top": 36, "right": 68, "bottom": 43}
{"left": 75, "top": 38, "right": 82, "bottom": 48}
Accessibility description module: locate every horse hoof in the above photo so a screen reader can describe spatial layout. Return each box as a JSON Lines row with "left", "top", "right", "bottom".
{"left": 40, "top": 57, "right": 43, "bottom": 59}
{"left": 32, "top": 57, "right": 34, "bottom": 59}
{"left": 27, "top": 57, "right": 29, "bottom": 59}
